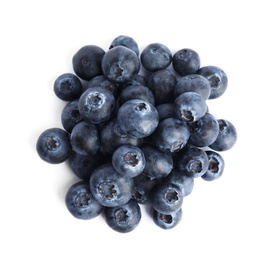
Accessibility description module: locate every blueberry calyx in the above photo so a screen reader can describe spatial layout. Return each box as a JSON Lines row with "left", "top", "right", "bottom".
{"left": 164, "top": 190, "right": 179, "bottom": 203}
{"left": 160, "top": 214, "right": 173, "bottom": 224}
{"left": 208, "top": 75, "right": 221, "bottom": 88}
{"left": 135, "top": 102, "right": 147, "bottom": 112}
{"left": 75, "top": 193, "right": 91, "bottom": 207}
{"left": 87, "top": 93, "right": 103, "bottom": 109}
{"left": 208, "top": 157, "right": 219, "bottom": 173}
{"left": 181, "top": 110, "right": 194, "bottom": 122}
{"left": 124, "top": 152, "right": 138, "bottom": 166}
{"left": 115, "top": 209, "right": 129, "bottom": 222}
{"left": 46, "top": 137, "right": 59, "bottom": 151}
{"left": 60, "top": 80, "right": 72, "bottom": 92}
{"left": 110, "top": 63, "right": 124, "bottom": 78}
{"left": 190, "top": 160, "right": 202, "bottom": 173}
{"left": 98, "top": 183, "right": 117, "bottom": 199}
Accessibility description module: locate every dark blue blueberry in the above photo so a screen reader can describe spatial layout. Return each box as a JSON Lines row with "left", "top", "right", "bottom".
{"left": 156, "top": 103, "right": 176, "bottom": 121}
{"left": 117, "top": 99, "right": 159, "bottom": 138}
{"left": 174, "top": 92, "right": 207, "bottom": 123}
{"left": 102, "top": 46, "right": 140, "bottom": 84}
{"left": 65, "top": 181, "right": 103, "bottom": 220}
{"left": 188, "top": 113, "right": 219, "bottom": 147}
{"left": 174, "top": 74, "right": 211, "bottom": 100}
{"left": 54, "top": 73, "right": 82, "bottom": 101}
{"left": 78, "top": 87, "right": 115, "bottom": 124}
{"left": 120, "top": 75, "right": 147, "bottom": 89}
{"left": 151, "top": 183, "right": 183, "bottom": 214}
{"left": 112, "top": 145, "right": 146, "bottom": 178}
{"left": 178, "top": 146, "right": 209, "bottom": 178}
{"left": 152, "top": 118, "right": 190, "bottom": 152}
{"left": 72, "top": 45, "right": 105, "bottom": 81}
{"left": 197, "top": 66, "right": 228, "bottom": 99}
{"left": 202, "top": 151, "right": 225, "bottom": 181}
{"left": 209, "top": 119, "right": 237, "bottom": 151}
{"left": 70, "top": 121, "right": 100, "bottom": 156}
{"left": 141, "top": 43, "right": 172, "bottom": 72}
{"left": 172, "top": 48, "right": 200, "bottom": 76}
{"left": 89, "top": 163, "right": 134, "bottom": 207}
{"left": 147, "top": 69, "right": 177, "bottom": 105}
{"left": 109, "top": 35, "right": 139, "bottom": 56}
{"left": 61, "top": 99, "right": 83, "bottom": 133}
{"left": 104, "top": 199, "right": 141, "bottom": 233}
{"left": 36, "top": 128, "right": 71, "bottom": 164}
{"left": 141, "top": 145, "right": 173, "bottom": 179}
{"left": 153, "top": 208, "right": 182, "bottom": 230}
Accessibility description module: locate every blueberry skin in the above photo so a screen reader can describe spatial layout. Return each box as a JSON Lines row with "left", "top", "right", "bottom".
{"left": 120, "top": 75, "right": 147, "bottom": 89}
{"left": 78, "top": 87, "right": 115, "bottom": 124}
{"left": 65, "top": 181, "right": 103, "bottom": 220}
{"left": 89, "top": 163, "right": 134, "bottom": 207}
{"left": 141, "top": 43, "right": 172, "bottom": 72}
{"left": 36, "top": 128, "right": 72, "bottom": 164}
{"left": 174, "top": 92, "right": 207, "bottom": 123}
{"left": 156, "top": 103, "right": 176, "bottom": 121}
{"left": 147, "top": 69, "right": 177, "bottom": 105}
{"left": 209, "top": 119, "right": 237, "bottom": 151}
{"left": 141, "top": 145, "right": 173, "bottom": 179}
{"left": 188, "top": 113, "right": 219, "bottom": 147}
{"left": 178, "top": 147, "right": 209, "bottom": 178}
{"left": 151, "top": 183, "right": 183, "bottom": 214}
{"left": 197, "top": 66, "right": 228, "bottom": 99}
{"left": 117, "top": 99, "right": 159, "bottom": 138}
{"left": 54, "top": 73, "right": 82, "bottom": 101}
{"left": 109, "top": 35, "right": 139, "bottom": 56}
{"left": 202, "top": 151, "right": 225, "bottom": 181}
{"left": 112, "top": 145, "right": 146, "bottom": 178}
{"left": 72, "top": 45, "right": 105, "bottom": 81}
{"left": 102, "top": 46, "right": 140, "bottom": 84}
{"left": 174, "top": 74, "right": 211, "bottom": 101}
{"left": 70, "top": 121, "right": 100, "bottom": 156}
{"left": 153, "top": 208, "right": 182, "bottom": 230}
{"left": 172, "top": 48, "right": 200, "bottom": 76}
{"left": 61, "top": 99, "right": 83, "bottom": 133}
{"left": 105, "top": 199, "right": 141, "bottom": 233}
{"left": 152, "top": 118, "right": 190, "bottom": 153}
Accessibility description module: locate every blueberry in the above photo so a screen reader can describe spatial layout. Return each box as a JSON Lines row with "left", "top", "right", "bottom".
{"left": 152, "top": 118, "right": 190, "bottom": 153}
{"left": 141, "top": 145, "right": 173, "bottom": 179}
{"left": 112, "top": 145, "right": 146, "bottom": 178}
{"left": 178, "top": 146, "right": 209, "bottom": 178}
{"left": 174, "top": 92, "right": 207, "bottom": 123}
{"left": 156, "top": 103, "right": 176, "bottom": 121}
{"left": 120, "top": 75, "right": 147, "bottom": 89}
{"left": 209, "top": 119, "right": 237, "bottom": 151}
{"left": 174, "top": 74, "right": 211, "bottom": 100}
{"left": 65, "top": 181, "right": 103, "bottom": 220}
{"left": 109, "top": 35, "right": 139, "bottom": 56}
{"left": 197, "top": 66, "right": 228, "bottom": 99}
{"left": 141, "top": 43, "right": 172, "bottom": 72}
{"left": 104, "top": 199, "right": 141, "bottom": 233}
{"left": 153, "top": 208, "right": 182, "bottom": 230}
{"left": 102, "top": 46, "right": 140, "bottom": 84}
{"left": 202, "top": 151, "right": 225, "bottom": 181}
{"left": 78, "top": 87, "right": 115, "bottom": 124}
{"left": 172, "top": 48, "right": 200, "bottom": 76}
{"left": 70, "top": 121, "right": 100, "bottom": 156}
{"left": 36, "top": 128, "right": 71, "bottom": 164}
{"left": 188, "top": 113, "right": 219, "bottom": 147}
{"left": 89, "top": 163, "right": 134, "bottom": 207}
{"left": 151, "top": 183, "right": 183, "bottom": 214}
{"left": 72, "top": 45, "right": 105, "bottom": 81}
{"left": 117, "top": 99, "right": 159, "bottom": 138}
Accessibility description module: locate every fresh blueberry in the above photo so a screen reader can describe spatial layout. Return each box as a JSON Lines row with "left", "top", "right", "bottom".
{"left": 78, "top": 87, "right": 115, "bottom": 124}
{"left": 174, "top": 92, "right": 207, "bottom": 123}
{"left": 202, "top": 151, "right": 225, "bottom": 181}
{"left": 174, "top": 74, "right": 211, "bottom": 100}
{"left": 153, "top": 208, "right": 182, "bottom": 230}
{"left": 65, "top": 181, "right": 103, "bottom": 220}
{"left": 156, "top": 103, "right": 176, "bottom": 121}
{"left": 120, "top": 75, "right": 147, "bottom": 89}
{"left": 36, "top": 128, "right": 71, "bottom": 164}
{"left": 112, "top": 145, "right": 146, "bottom": 178}
{"left": 104, "top": 199, "right": 141, "bottom": 233}
{"left": 70, "top": 121, "right": 100, "bottom": 156}
{"left": 117, "top": 99, "right": 159, "bottom": 138}
{"left": 209, "top": 119, "right": 237, "bottom": 151}
{"left": 102, "top": 46, "right": 140, "bottom": 84}
{"left": 141, "top": 43, "right": 172, "bottom": 72}
{"left": 178, "top": 146, "right": 209, "bottom": 178}
{"left": 72, "top": 45, "right": 105, "bottom": 81}
{"left": 172, "top": 48, "right": 200, "bottom": 76}
{"left": 197, "top": 66, "right": 228, "bottom": 99}
{"left": 109, "top": 35, "right": 139, "bottom": 56}
{"left": 89, "top": 163, "right": 134, "bottom": 207}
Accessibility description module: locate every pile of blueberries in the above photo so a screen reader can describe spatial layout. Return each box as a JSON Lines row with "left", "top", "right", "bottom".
{"left": 36, "top": 36, "right": 237, "bottom": 233}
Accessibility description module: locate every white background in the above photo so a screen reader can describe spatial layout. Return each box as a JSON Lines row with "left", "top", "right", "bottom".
{"left": 1, "top": 0, "right": 278, "bottom": 259}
